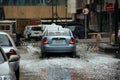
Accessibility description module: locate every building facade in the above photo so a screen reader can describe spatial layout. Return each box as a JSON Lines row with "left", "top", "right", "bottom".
{"left": 0, "top": 0, "right": 72, "bottom": 23}
{"left": 0, "top": 0, "right": 119, "bottom": 32}
{"left": 76, "top": 0, "right": 120, "bottom": 32}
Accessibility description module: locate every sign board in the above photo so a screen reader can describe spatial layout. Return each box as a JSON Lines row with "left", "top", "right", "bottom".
{"left": 30, "top": 19, "right": 41, "bottom": 25}
{"left": 106, "top": 3, "right": 114, "bottom": 13}
{"left": 82, "top": 8, "right": 89, "bottom": 38}
{"left": 82, "top": 8, "right": 89, "bottom": 15}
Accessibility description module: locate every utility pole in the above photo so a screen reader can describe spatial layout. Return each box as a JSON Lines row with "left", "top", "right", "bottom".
{"left": 99, "top": 0, "right": 103, "bottom": 32}
{"left": 114, "top": 0, "right": 119, "bottom": 44}
{"left": 51, "top": 0, "right": 54, "bottom": 23}
{"left": 65, "top": 0, "right": 67, "bottom": 24}
{"left": 55, "top": 0, "right": 57, "bottom": 23}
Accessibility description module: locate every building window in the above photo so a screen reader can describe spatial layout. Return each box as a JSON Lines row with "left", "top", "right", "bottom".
{"left": 0, "top": 25, "right": 10, "bottom": 30}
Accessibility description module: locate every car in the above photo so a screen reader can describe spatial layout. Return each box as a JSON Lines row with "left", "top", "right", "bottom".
{"left": 41, "top": 28, "right": 76, "bottom": 58}
{"left": 42, "top": 23, "right": 63, "bottom": 35}
{"left": 0, "top": 46, "right": 19, "bottom": 80}
{"left": 65, "top": 23, "right": 97, "bottom": 39}
{"left": 23, "top": 25, "right": 43, "bottom": 41}
{"left": 0, "top": 31, "right": 20, "bottom": 80}
{"left": 38, "top": 24, "right": 52, "bottom": 31}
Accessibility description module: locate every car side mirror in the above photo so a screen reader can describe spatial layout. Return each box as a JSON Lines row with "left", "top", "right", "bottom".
{"left": 9, "top": 55, "right": 19, "bottom": 62}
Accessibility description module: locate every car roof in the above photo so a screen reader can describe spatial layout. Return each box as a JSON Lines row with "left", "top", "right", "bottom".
{"left": 0, "top": 31, "right": 9, "bottom": 35}
{"left": 47, "top": 28, "right": 70, "bottom": 31}
{"left": 43, "top": 23, "right": 63, "bottom": 31}
{"left": 46, "top": 24, "right": 62, "bottom": 29}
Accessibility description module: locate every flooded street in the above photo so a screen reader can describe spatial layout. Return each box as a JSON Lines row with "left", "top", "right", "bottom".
{"left": 19, "top": 43, "right": 120, "bottom": 80}
{"left": 0, "top": 0, "right": 120, "bottom": 79}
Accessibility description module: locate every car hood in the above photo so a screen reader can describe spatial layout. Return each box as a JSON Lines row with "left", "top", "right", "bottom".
{"left": 1, "top": 46, "right": 15, "bottom": 54}
{"left": 0, "top": 62, "right": 11, "bottom": 75}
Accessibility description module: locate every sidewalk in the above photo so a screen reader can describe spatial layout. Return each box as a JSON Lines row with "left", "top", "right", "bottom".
{"left": 77, "top": 37, "right": 119, "bottom": 53}
{"left": 78, "top": 37, "right": 110, "bottom": 43}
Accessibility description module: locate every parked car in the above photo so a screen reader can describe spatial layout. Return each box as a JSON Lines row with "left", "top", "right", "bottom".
{"left": 38, "top": 24, "right": 52, "bottom": 31}
{"left": 0, "top": 31, "right": 20, "bottom": 80}
{"left": 65, "top": 23, "right": 97, "bottom": 39}
{"left": 0, "top": 46, "right": 19, "bottom": 80}
{"left": 41, "top": 28, "right": 76, "bottom": 58}
{"left": 23, "top": 25, "right": 43, "bottom": 40}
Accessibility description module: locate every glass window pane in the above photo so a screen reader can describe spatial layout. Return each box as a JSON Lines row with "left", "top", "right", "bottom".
{"left": 0, "top": 34, "right": 12, "bottom": 46}
{"left": 0, "top": 51, "right": 5, "bottom": 64}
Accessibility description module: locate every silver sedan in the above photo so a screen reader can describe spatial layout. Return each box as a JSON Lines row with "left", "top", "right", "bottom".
{"left": 41, "top": 28, "right": 76, "bottom": 58}
{"left": 0, "top": 32, "right": 20, "bottom": 80}
{"left": 0, "top": 46, "right": 19, "bottom": 80}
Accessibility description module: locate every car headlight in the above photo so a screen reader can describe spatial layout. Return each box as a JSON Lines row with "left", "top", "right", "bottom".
{"left": 0, "top": 75, "right": 12, "bottom": 80}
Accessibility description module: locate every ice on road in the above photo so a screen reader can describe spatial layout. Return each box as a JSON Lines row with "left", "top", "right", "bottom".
{"left": 19, "top": 44, "right": 120, "bottom": 80}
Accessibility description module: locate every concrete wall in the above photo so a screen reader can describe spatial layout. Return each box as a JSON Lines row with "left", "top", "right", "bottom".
{"left": 3, "top": 6, "right": 72, "bottom": 19}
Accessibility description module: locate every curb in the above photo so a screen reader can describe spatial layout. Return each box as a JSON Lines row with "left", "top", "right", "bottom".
{"left": 99, "top": 43, "right": 119, "bottom": 53}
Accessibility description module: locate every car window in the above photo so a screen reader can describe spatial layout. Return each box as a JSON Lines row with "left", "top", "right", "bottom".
{"left": 0, "top": 50, "right": 5, "bottom": 64}
{"left": 47, "top": 31, "right": 70, "bottom": 36}
{"left": 31, "top": 27, "right": 42, "bottom": 31}
{"left": 0, "top": 34, "right": 12, "bottom": 46}
{"left": 66, "top": 26, "right": 75, "bottom": 31}
{"left": 27, "top": 27, "right": 30, "bottom": 30}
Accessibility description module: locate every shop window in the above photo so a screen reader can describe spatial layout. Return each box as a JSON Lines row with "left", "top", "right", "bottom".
{"left": 0, "top": 25, "right": 10, "bottom": 30}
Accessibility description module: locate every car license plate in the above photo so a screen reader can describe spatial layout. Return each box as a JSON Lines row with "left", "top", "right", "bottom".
{"left": 55, "top": 40, "right": 63, "bottom": 43}
{"left": 35, "top": 32, "right": 39, "bottom": 34}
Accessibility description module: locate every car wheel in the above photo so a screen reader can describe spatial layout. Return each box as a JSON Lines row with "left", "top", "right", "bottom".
{"left": 70, "top": 52, "right": 76, "bottom": 58}
{"left": 15, "top": 66, "right": 20, "bottom": 80}
{"left": 39, "top": 36, "right": 42, "bottom": 41}
{"left": 41, "top": 52, "right": 46, "bottom": 59}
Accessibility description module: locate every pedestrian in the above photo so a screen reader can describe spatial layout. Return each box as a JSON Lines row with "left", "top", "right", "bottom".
{"left": 16, "top": 33, "right": 20, "bottom": 46}
{"left": 27, "top": 29, "right": 31, "bottom": 41}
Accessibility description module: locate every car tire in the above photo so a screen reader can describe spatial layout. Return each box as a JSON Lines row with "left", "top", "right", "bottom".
{"left": 41, "top": 52, "right": 46, "bottom": 59}
{"left": 39, "top": 36, "right": 42, "bottom": 41}
{"left": 15, "top": 66, "right": 20, "bottom": 80}
{"left": 71, "top": 52, "right": 76, "bottom": 58}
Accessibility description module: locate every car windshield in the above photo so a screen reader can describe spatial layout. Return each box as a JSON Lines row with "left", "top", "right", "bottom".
{"left": 0, "top": 34, "right": 12, "bottom": 46}
{"left": 0, "top": 50, "right": 5, "bottom": 64}
{"left": 31, "top": 27, "right": 42, "bottom": 31}
{"left": 47, "top": 31, "right": 70, "bottom": 36}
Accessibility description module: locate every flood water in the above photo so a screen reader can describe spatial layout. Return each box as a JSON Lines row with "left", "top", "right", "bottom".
{"left": 19, "top": 43, "right": 120, "bottom": 80}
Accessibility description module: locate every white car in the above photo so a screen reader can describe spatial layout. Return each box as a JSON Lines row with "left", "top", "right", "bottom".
{"left": 42, "top": 23, "right": 63, "bottom": 35}
{"left": 0, "top": 46, "right": 19, "bottom": 80}
{"left": 0, "top": 31, "right": 20, "bottom": 80}
{"left": 24, "top": 25, "right": 43, "bottom": 40}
